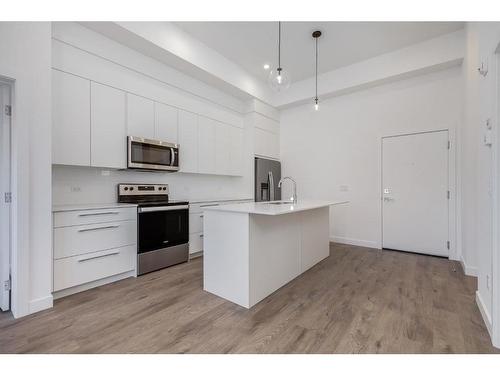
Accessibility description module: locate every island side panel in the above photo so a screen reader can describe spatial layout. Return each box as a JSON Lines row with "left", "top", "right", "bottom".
{"left": 249, "top": 213, "right": 301, "bottom": 307}
{"left": 299, "top": 206, "right": 330, "bottom": 272}
{"left": 203, "top": 210, "right": 250, "bottom": 308}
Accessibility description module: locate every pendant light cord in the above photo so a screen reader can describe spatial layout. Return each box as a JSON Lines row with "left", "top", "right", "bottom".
{"left": 315, "top": 36, "right": 318, "bottom": 101}
{"left": 278, "top": 21, "right": 281, "bottom": 73}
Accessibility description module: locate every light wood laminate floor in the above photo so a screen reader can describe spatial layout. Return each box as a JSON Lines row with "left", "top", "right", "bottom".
{"left": 0, "top": 243, "right": 497, "bottom": 353}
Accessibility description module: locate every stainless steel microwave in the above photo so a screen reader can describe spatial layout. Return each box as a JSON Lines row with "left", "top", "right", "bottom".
{"left": 127, "top": 136, "right": 180, "bottom": 172}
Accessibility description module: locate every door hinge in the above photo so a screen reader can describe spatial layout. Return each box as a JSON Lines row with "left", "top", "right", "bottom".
{"left": 446, "top": 241, "right": 450, "bottom": 250}
{"left": 447, "top": 140, "right": 451, "bottom": 150}
{"left": 4, "top": 105, "right": 11, "bottom": 116}
{"left": 4, "top": 192, "right": 11, "bottom": 203}
{"left": 447, "top": 190, "right": 450, "bottom": 200}
{"left": 3, "top": 279, "right": 11, "bottom": 291}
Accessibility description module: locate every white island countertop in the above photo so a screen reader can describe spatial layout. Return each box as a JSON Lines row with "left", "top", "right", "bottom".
{"left": 202, "top": 200, "right": 348, "bottom": 216}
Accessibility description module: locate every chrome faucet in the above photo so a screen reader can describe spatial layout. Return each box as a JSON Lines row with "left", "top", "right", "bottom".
{"left": 278, "top": 177, "right": 297, "bottom": 204}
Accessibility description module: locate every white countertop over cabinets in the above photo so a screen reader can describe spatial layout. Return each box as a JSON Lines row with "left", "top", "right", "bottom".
{"left": 202, "top": 200, "right": 348, "bottom": 216}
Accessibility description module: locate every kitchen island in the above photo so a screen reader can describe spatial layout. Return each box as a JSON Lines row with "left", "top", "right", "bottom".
{"left": 203, "top": 200, "right": 348, "bottom": 308}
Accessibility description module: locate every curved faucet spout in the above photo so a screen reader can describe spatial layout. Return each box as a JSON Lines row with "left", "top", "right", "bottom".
{"left": 278, "top": 176, "right": 297, "bottom": 203}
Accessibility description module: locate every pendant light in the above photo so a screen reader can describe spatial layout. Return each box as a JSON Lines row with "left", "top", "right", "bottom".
{"left": 268, "top": 21, "right": 291, "bottom": 91}
{"left": 312, "top": 30, "right": 322, "bottom": 110}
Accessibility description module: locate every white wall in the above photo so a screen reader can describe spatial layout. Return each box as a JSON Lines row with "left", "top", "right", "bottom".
{"left": 280, "top": 67, "right": 462, "bottom": 249}
{"left": 462, "top": 22, "right": 500, "bottom": 345}
{"left": 0, "top": 22, "right": 52, "bottom": 317}
{"left": 51, "top": 22, "right": 256, "bottom": 205}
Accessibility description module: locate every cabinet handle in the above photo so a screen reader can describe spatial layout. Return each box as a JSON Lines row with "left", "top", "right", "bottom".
{"left": 78, "top": 252, "right": 120, "bottom": 262}
{"left": 78, "top": 212, "right": 119, "bottom": 217}
{"left": 78, "top": 225, "right": 120, "bottom": 233}
{"left": 200, "top": 234, "right": 204, "bottom": 238}
{"left": 199, "top": 214, "right": 204, "bottom": 218}
{"left": 200, "top": 203, "right": 219, "bottom": 207}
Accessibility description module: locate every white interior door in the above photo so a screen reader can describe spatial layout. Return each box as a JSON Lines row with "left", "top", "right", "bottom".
{"left": 0, "top": 83, "right": 11, "bottom": 311}
{"left": 382, "top": 130, "right": 449, "bottom": 257}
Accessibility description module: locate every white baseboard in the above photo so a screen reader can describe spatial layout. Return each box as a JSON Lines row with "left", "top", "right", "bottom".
{"left": 28, "top": 295, "right": 53, "bottom": 314}
{"left": 460, "top": 257, "right": 478, "bottom": 277}
{"left": 330, "top": 236, "right": 380, "bottom": 249}
{"left": 476, "top": 291, "right": 493, "bottom": 338}
{"left": 53, "top": 270, "right": 136, "bottom": 300}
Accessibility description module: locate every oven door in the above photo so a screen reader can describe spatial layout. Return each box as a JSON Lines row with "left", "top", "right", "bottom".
{"left": 138, "top": 205, "right": 189, "bottom": 253}
{"left": 128, "top": 136, "right": 179, "bottom": 171}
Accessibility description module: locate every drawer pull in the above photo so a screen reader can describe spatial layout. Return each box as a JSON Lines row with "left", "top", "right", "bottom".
{"left": 78, "top": 252, "right": 120, "bottom": 262}
{"left": 200, "top": 234, "right": 204, "bottom": 238}
{"left": 78, "top": 225, "right": 120, "bottom": 233}
{"left": 199, "top": 214, "right": 204, "bottom": 218}
{"left": 78, "top": 212, "right": 119, "bottom": 217}
{"left": 200, "top": 203, "right": 219, "bottom": 207}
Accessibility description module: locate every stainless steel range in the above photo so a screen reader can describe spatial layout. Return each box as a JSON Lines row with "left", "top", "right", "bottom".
{"left": 118, "top": 183, "right": 189, "bottom": 275}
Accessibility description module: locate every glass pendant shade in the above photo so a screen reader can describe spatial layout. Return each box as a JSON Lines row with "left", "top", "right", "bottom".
{"left": 268, "top": 68, "right": 291, "bottom": 92}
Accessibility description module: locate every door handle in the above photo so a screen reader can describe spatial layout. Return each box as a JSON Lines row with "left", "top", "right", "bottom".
{"left": 78, "top": 251, "right": 120, "bottom": 262}
{"left": 78, "top": 225, "right": 120, "bottom": 232}
{"left": 268, "top": 171, "right": 275, "bottom": 201}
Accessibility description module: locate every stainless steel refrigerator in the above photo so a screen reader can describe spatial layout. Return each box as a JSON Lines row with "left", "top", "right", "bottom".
{"left": 254, "top": 157, "right": 281, "bottom": 202}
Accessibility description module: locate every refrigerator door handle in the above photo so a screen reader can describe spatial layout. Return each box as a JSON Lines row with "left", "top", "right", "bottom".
{"left": 269, "top": 171, "right": 275, "bottom": 201}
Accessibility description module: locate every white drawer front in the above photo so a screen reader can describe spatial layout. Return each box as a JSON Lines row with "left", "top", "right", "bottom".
{"left": 54, "top": 207, "right": 137, "bottom": 228}
{"left": 54, "top": 220, "right": 137, "bottom": 259}
{"left": 189, "top": 213, "right": 204, "bottom": 234}
{"left": 189, "top": 232, "right": 204, "bottom": 254}
{"left": 53, "top": 245, "right": 136, "bottom": 292}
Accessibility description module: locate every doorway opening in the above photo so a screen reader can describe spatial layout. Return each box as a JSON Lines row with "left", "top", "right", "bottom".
{"left": 381, "top": 130, "right": 452, "bottom": 258}
{"left": 0, "top": 80, "right": 12, "bottom": 312}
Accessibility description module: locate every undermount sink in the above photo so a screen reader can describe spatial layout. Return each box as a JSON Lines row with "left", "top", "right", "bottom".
{"left": 267, "top": 201, "right": 294, "bottom": 205}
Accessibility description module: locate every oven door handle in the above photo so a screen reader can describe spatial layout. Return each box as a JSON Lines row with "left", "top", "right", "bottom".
{"left": 138, "top": 205, "right": 189, "bottom": 213}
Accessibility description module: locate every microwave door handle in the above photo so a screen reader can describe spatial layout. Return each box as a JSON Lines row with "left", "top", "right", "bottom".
{"left": 170, "top": 148, "right": 175, "bottom": 166}
{"left": 268, "top": 171, "right": 275, "bottom": 201}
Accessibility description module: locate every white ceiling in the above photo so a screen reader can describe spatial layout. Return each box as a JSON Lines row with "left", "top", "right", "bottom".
{"left": 174, "top": 22, "right": 464, "bottom": 83}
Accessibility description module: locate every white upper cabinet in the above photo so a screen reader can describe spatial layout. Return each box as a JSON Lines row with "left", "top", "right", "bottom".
{"left": 91, "top": 82, "right": 127, "bottom": 169}
{"left": 155, "top": 102, "right": 178, "bottom": 143}
{"left": 52, "top": 70, "right": 91, "bottom": 166}
{"left": 215, "top": 122, "right": 231, "bottom": 175}
{"left": 127, "top": 93, "right": 155, "bottom": 139}
{"left": 254, "top": 128, "right": 279, "bottom": 160}
{"left": 229, "top": 126, "right": 244, "bottom": 176}
{"left": 178, "top": 110, "right": 198, "bottom": 173}
{"left": 198, "top": 117, "right": 217, "bottom": 174}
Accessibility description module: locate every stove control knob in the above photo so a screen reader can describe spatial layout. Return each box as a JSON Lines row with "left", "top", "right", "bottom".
{"left": 130, "top": 187, "right": 134, "bottom": 191}
{"left": 124, "top": 187, "right": 128, "bottom": 191}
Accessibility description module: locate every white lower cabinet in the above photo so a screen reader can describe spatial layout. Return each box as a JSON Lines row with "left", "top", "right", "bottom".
{"left": 188, "top": 199, "right": 252, "bottom": 255}
{"left": 54, "top": 246, "right": 136, "bottom": 292}
{"left": 53, "top": 206, "right": 137, "bottom": 296}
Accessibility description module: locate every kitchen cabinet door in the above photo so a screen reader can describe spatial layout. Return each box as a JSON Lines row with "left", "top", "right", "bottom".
{"left": 52, "top": 70, "right": 91, "bottom": 166}
{"left": 229, "top": 126, "right": 244, "bottom": 176}
{"left": 155, "top": 102, "right": 178, "bottom": 143}
{"left": 127, "top": 93, "right": 155, "bottom": 139}
{"left": 254, "top": 127, "right": 279, "bottom": 160}
{"left": 198, "top": 117, "right": 216, "bottom": 174}
{"left": 91, "top": 82, "right": 127, "bottom": 169}
{"left": 178, "top": 110, "right": 198, "bottom": 173}
{"left": 215, "top": 122, "right": 230, "bottom": 175}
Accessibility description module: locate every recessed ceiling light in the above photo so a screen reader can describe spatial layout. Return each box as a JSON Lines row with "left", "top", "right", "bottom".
{"left": 263, "top": 64, "right": 270, "bottom": 70}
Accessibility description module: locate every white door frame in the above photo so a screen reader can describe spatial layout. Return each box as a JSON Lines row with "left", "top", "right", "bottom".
{"left": 491, "top": 45, "right": 500, "bottom": 348}
{"left": 0, "top": 78, "right": 12, "bottom": 311}
{"left": 380, "top": 128, "right": 458, "bottom": 261}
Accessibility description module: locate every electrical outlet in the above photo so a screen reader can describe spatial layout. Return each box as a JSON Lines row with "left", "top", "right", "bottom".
{"left": 70, "top": 186, "right": 81, "bottom": 193}
{"left": 339, "top": 185, "right": 349, "bottom": 192}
